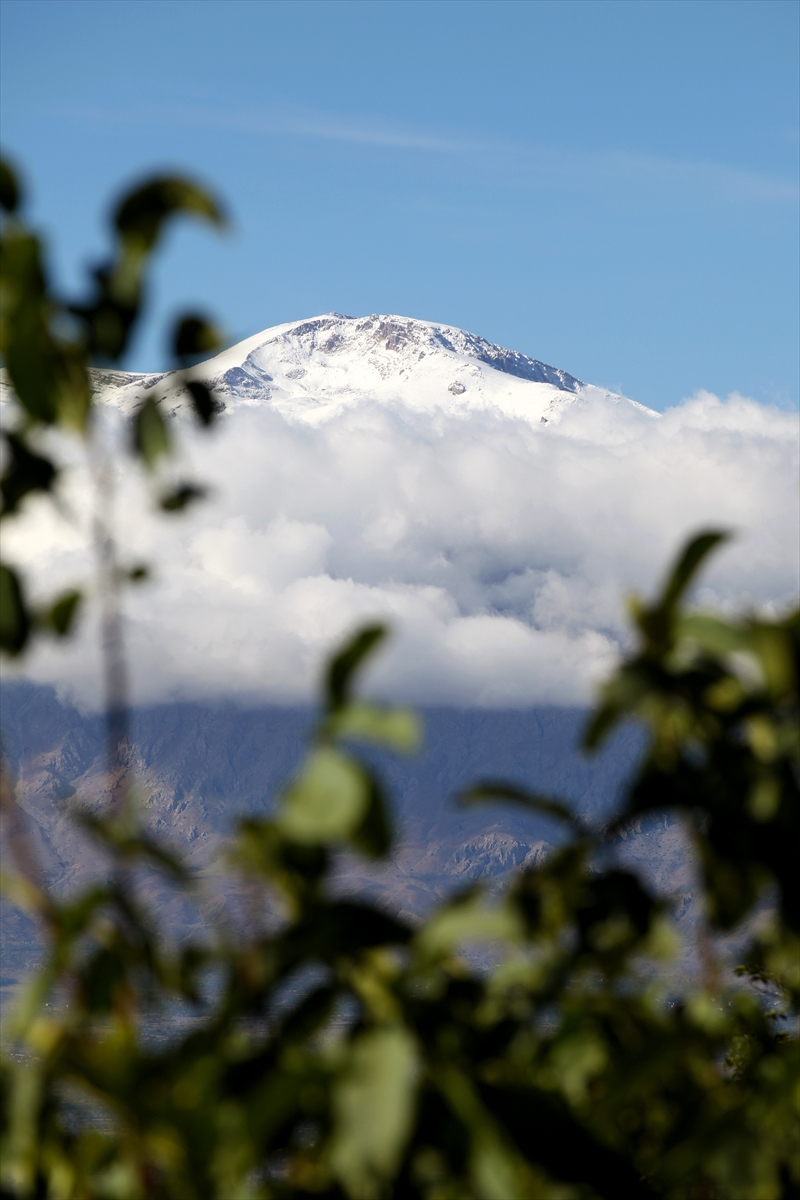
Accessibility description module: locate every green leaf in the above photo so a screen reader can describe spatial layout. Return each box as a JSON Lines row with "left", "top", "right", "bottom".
{"left": 285, "top": 903, "right": 411, "bottom": 966}
{"left": 416, "top": 891, "right": 524, "bottom": 959}
{"left": 583, "top": 665, "right": 652, "bottom": 749}
{"left": 435, "top": 1068, "right": 534, "bottom": 1200}
{"left": 0, "top": 158, "right": 21, "bottom": 213}
{"left": 1, "top": 232, "right": 59, "bottom": 424}
{"left": 40, "top": 588, "right": 82, "bottom": 636}
{"left": 185, "top": 379, "right": 219, "bottom": 426}
{"left": 327, "top": 701, "right": 421, "bottom": 753}
{"left": 329, "top": 1025, "right": 419, "bottom": 1200}
{"left": 574, "top": 870, "right": 658, "bottom": 960}
{"left": 80, "top": 946, "right": 127, "bottom": 1013}
{"left": 172, "top": 313, "right": 223, "bottom": 363}
{"left": 159, "top": 482, "right": 207, "bottom": 512}
{"left": 658, "top": 529, "right": 729, "bottom": 616}
{"left": 459, "top": 781, "right": 574, "bottom": 825}
{"left": 113, "top": 176, "right": 226, "bottom": 253}
{"left": 471, "top": 1135, "right": 529, "bottom": 1200}
{"left": 350, "top": 769, "right": 393, "bottom": 858}
{"left": 675, "top": 612, "right": 752, "bottom": 658}
{"left": 327, "top": 625, "right": 386, "bottom": 712}
{"left": 478, "top": 1083, "right": 661, "bottom": 1198}
{"left": 0, "top": 562, "right": 29, "bottom": 655}
{"left": 750, "top": 621, "right": 797, "bottom": 700}
{"left": 77, "top": 811, "right": 188, "bottom": 881}
{"left": 699, "top": 842, "right": 766, "bottom": 931}
{"left": 125, "top": 563, "right": 149, "bottom": 583}
{"left": 280, "top": 984, "right": 337, "bottom": 1043}
{"left": 132, "top": 394, "right": 170, "bottom": 469}
{"left": 0, "top": 432, "right": 57, "bottom": 517}
{"left": 278, "top": 747, "right": 370, "bottom": 844}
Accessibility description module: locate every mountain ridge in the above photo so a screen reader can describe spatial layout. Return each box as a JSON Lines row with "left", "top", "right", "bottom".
{"left": 65, "top": 312, "right": 652, "bottom": 429}
{"left": 3, "top": 678, "right": 690, "bottom": 986}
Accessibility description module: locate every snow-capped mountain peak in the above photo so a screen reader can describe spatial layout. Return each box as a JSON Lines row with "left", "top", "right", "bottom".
{"left": 89, "top": 313, "right": 649, "bottom": 427}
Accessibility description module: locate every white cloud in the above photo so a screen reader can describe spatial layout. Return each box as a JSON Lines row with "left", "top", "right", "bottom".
{"left": 4, "top": 389, "right": 798, "bottom": 710}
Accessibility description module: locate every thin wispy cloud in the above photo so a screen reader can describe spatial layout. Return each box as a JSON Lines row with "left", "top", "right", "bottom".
{"left": 51, "top": 99, "right": 800, "bottom": 207}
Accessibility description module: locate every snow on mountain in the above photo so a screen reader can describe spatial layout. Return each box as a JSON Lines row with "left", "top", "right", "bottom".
{"left": 94, "top": 312, "right": 650, "bottom": 427}
{"left": 2, "top": 314, "right": 797, "bottom": 711}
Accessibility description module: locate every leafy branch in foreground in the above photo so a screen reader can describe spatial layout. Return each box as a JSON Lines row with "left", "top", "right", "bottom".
{"left": 1, "top": 157, "right": 798, "bottom": 1199}
{"left": 0, "top": 155, "right": 225, "bottom": 661}
{"left": 2, "top": 536, "right": 798, "bottom": 1200}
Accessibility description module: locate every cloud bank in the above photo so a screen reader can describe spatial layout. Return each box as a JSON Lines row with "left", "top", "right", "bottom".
{"left": 5, "top": 389, "right": 798, "bottom": 710}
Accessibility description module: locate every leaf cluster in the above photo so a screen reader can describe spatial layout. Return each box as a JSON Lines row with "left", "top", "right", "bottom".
{"left": 3, "top": 543, "right": 798, "bottom": 1199}
{"left": 0, "top": 158, "right": 226, "bottom": 656}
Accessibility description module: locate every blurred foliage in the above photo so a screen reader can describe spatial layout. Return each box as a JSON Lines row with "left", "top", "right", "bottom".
{"left": 0, "top": 155, "right": 225, "bottom": 656}
{"left": 1, "top": 159, "right": 798, "bottom": 1199}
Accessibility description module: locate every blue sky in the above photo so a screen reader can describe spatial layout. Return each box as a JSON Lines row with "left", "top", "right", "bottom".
{"left": 1, "top": 0, "right": 798, "bottom": 411}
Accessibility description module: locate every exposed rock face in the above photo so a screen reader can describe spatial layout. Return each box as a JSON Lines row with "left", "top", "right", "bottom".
{"left": 209, "top": 313, "right": 585, "bottom": 402}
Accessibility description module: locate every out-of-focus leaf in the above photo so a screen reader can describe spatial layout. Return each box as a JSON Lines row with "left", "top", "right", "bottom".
{"left": 278, "top": 747, "right": 370, "bottom": 844}
{"left": 70, "top": 277, "right": 132, "bottom": 361}
{"left": 0, "top": 432, "right": 57, "bottom": 516}
{"left": 40, "top": 588, "right": 81, "bottom": 637}
{"left": 286, "top": 902, "right": 411, "bottom": 966}
{"left": 0, "top": 870, "right": 51, "bottom": 921}
{"left": 114, "top": 177, "right": 226, "bottom": 254}
{"left": 125, "top": 563, "right": 149, "bottom": 583}
{"left": 416, "top": 891, "right": 524, "bottom": 960}
{"left": 575, "top": 870, "right": 657, "bottom": 946}
{"left": 630, "top": 530, "right": 729, "bottom": 657}
{"left": 699, "top": 842, "right": 767, "bottom": 931}
{"left": 159, "top": 482, "right": 207, "bottom": 512}
{"left": 327, "top": 701, "right": 421, "bottom": 753}
{"left": 658, "top": 529, "right": 729, "bottom": 617}
{"left": 132, "top": 394, "right": 170, "bottom": 469}
{"left": 459, "top": 781, "right": 574, "bottom": 825}
{"left": 185, "top": 379, "right": 219, "bottom": 426}
{"left": 435, "top": 1068, "right": 533, "bottom": 1200}
{"left": 327, "top": 625, "right": 386, "bottom": 712}
{"left": 172, "top": 313, "right": 223, "bottom": 363}
{"left": 751, "top": 622, "right": 797, "bottom": 699}
{"left": 3, "top": 1058, "right": 42, "bottom": 1194}
{"left": 676, "top": 612, "right": 752, "bottom": 659}
{"left": 329, "top": 1025, "right": 419, "bottom": 1200}
{"left": 77, "top": 811, "right": 187, "bottom": 881}
{"left": 280, "top": 984, "right": 337, "bottom": 1043}
{"left": 747, "top": 772, "right": 782, "bottom": 823}
{"left": 583, "top": 665, "right": 651, "bottom": 749}
{"left": 1, "top": 233, "right": 59, "bottom": 424}
{"left": 80, "top": 946, "right": 127, "bottom": 1014}
{"left": 0, "top": 562, "right": 29, "bottom": 655}
{"left": 478, "top": 1084, "right": 661, "bottom": 1199}
{"left": 232, "top": 818, "right": 330, "bottom": 908}
{"left": 0, "top": 158, "right": 21, "bottom": 213}
{"left": 472, "top": 1136, "right": 532, "bottom": 1200}
{"left": 350, "top": 770, "right": 393, "bottom": 858}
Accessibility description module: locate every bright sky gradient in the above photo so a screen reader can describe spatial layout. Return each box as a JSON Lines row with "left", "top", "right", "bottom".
{"left": 1, "top": 0, "right": 798, "bottom": 410}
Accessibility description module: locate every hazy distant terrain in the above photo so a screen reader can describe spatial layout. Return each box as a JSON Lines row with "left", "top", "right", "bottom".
{"left": 0, "top": 679, "right": 696, "bottom": 987}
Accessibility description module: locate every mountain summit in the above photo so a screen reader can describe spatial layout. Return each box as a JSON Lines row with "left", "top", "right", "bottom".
{"left": 93, "top": 313, "right": 647, "bottom": 426}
